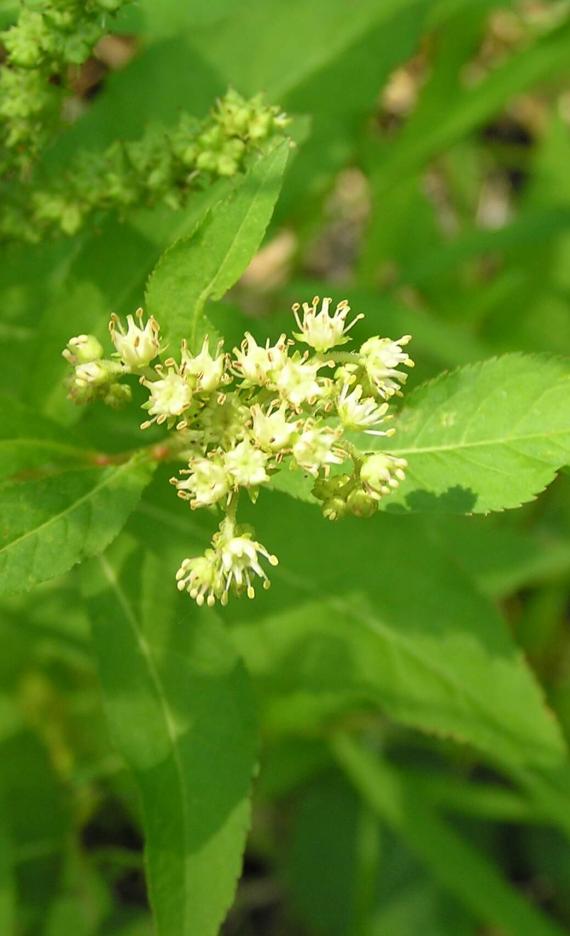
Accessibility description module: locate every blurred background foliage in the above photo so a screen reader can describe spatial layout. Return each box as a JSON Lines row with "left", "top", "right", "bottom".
{"left": 1, "top": 0, "right": 570, "bottom": 933}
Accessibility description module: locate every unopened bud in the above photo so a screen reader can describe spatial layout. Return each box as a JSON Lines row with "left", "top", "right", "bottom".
{"left": 62, "top": 334, "right": 104, "bottom": 366}
{"left": 346, "top": 489, "right": 377, "bottom": 518}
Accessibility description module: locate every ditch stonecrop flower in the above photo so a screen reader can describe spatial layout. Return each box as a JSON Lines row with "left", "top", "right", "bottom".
{"left": 2, "top": 89, "right": 290, "bottom": 242}
{"left": 62, "top": 297, "right": 414, "bottom": 605}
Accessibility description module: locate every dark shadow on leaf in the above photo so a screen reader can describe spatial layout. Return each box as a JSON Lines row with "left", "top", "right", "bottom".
{"left": 385, "top": 485, "right": 477, "bottom": 515}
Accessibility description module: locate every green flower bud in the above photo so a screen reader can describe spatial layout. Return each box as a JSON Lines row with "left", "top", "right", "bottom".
{"left": 346, "top": 489, "right": 377, "bottom": 519}
{"left": 322, "top": 497, "right": 348, "bottom": 521}
{"left": 312, "top": 473, "right": 351, "bottom": 502}
{"left": 104, "top": 382, "right": 132, "bottom": 408}
{"left": 62, "top": 334, "right": 104, "bottom": 365}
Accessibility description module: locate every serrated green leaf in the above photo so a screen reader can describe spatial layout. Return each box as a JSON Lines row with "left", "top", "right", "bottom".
{"left": 378, "top": 355, "right": 570, "bottom": 513}
{"left": 145, "top": 139, "right": 290, "bottom": 352}
{"left": 82, "top": 539, "right": 257, "bottom": 936}
{"left": 0, "top": 455, "right": 155, "bottom": 595}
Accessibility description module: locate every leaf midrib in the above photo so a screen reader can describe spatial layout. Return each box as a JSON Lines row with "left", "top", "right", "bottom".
{"left": 97, "top": 554, "right": 190, "bottom": 934}
{"left": 0, "top": 458, "right": 142, "bottom": 556}
{"left": 390, "top": 426, "right": 570, "bottom": 457}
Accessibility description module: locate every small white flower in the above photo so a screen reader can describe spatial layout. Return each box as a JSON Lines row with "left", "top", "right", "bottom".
{"left": 142, "top": 367, "right": 192, "bottom": 426}
{"left": 360, "top": 452, "right": 407, "bottom": 498}
{"left": 172, "top": 455, "right": 230, "bottom": 508}
{"left": 250, "top": 404, "right": 299, "bottom": 452}
{"left": 214, "top": 519, "right": 278, "bottom": 601}
{"left": 224, "top": 439, "right": 268, "bottom": 488}
{"left": 336, "top": 384, "right": 393, "bottom": 434}
{"left": 292, "top": 425, "right": 345, "bottom": 476}
{"left": 273, "top": 356, "right": 324, "bottom": 408}
{"left": 232, "top": 332, "right": 288, "bottom": 386}
{"left": 62, "top": 334, "right": 103, "bottom": 365}
{"left": 360, "top": 336, "right": 414, "bottom": 399}
{"left": 181, "top": 338, "right": 226, "bottom": 393}
{"left": 110, "top": 308, "right": 161, "bottom": 369}
{"left": 176, "top": 551, "right": 222, "bottom": 607}
{"left": 292, "top": 296, "right": 363, "bottom": 353}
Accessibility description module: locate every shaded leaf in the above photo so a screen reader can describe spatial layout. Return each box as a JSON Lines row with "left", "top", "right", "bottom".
{"left": 159, "top": 488, "right": 567, "bottom": 768}
{"left": 82, "top": 539, "right": 257, "bottom": 936}
{"left": 0, "top": 454, "right": 154, "bottom": 595}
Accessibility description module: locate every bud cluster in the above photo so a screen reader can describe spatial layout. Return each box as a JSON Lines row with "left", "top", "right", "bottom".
{"left": 0, "top": 0, "right": 133, "bottom": 174}
{"left": 63, "top": 296, "right": 414, "bottom": 604}
{"left": 2, "top": 90, "right": 290, "bottom": 242}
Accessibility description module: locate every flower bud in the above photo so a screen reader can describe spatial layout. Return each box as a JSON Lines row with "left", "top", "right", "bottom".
{"left": 103, "top": 382, "right": 132, "bottom": 408}
{"left": 312, "top": 473, "right": 351, "bottom": 502}
{"left": 62, "top": 334, "right": 104, "bottom": 366}
{"left": 67, "top": 359, "right": 123, "bottom": 404}
{"left": 346, "top": 489, "right": 377, "bottom": 519}
{"left": 322, "top": 497, "right": 348, "bottom": 521}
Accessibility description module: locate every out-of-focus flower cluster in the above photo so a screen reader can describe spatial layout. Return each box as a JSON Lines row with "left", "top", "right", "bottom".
{"left": 63, "top": 297, "right": 413, "bottom": 605}
{"left": 2, "top": 90, "right": 290, "bottom": 242}
{"left": 0, "top": 0, "right": 132, "bottom": 174}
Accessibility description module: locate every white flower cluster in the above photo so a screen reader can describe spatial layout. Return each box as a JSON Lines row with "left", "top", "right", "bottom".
{"left": 63, "top": 296, "right": 414, "bottom": 605}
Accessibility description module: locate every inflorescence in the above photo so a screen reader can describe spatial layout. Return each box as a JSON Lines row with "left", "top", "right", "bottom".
{"left": 63, "top": 298, "right": 413, "bottom": 606}
{"left": 2, "top": 90, "right": 290, "bottom": 242}
{"left": 0, "top": 0, "right": 133, "bottom": 175}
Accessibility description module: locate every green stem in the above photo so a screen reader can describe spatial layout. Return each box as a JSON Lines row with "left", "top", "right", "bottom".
{"left": 226, "top": 492, "right": 240, "bottom": 524}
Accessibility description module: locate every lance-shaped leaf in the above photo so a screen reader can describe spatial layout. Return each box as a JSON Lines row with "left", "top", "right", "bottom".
{"left": 145, "top": 138, "right": 290, "bottom": 351}
{"left": 0, "top": 454, "right": 154, "bottom": 595}
{"left": 378, "top": 355, "right": 570, "bottom": 513}
{"left": 82, "top": 539, "right": 257, "bottom": 936}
